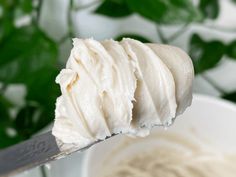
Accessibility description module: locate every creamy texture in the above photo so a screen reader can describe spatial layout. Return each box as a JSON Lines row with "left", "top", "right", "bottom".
{"left": 52, "top": 38, "right": 194, "bottom": 148}
{"left": 98, "top": 133, "right": 236, "bottom": 177}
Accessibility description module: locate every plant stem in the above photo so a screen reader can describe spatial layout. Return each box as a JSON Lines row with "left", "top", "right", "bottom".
{"left": 167, "top": 23, "right": 190, "bottom": 42}
{"left": 57, "top": 0, "right": 75, "bottom": 44}
{"left": 40, "top": 165, "right": 47, "bottom": 177}
{"left": 58, "top": 0, "right": 78, "bottom": 44}
{"left": 73, "top": 0, "right": 101, "bottom": 11}
{"left": 36, "top": 0, "right": 43, "bottom": 23}
{"left": 68, "top": 0, "right": 75, "bottom": 38}
{"left": 201, "top": 74, "right": 226, "bottom": 95}
{"left": 156, "top": 25, "right": 168, "bottom": 44}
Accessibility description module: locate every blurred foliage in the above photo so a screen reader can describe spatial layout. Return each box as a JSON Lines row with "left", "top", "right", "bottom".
{"left": 222, "top": 91, "right": 236, "bottom": 102}
{"left": 115, "top": 34, "right": 151, "bottom": 42}
{"left": 0, "top": 26, "right": 58, "bottom": 83}
{"left": 226, "top": 41, "right": 236, "bottom": 59}
{"left": 0, "top": 0, "right": 60, "bottom": 148}
{"left": 126, "top": 0, "right": 203, "bottom": 24}
{"left": 189, "top": 34, "right": 225, "bottom": 74}
{"left": 189, "top": 34, "right": 236, "bottom": 74}
{"left": 95, "top": 0, "right": 203, "bottom": 23}
{"left": 94, "top": 0, "right": 132, "bottom": 17}
{"left": 1, "top": 0, "right": 236, "bottom": 148}
{"left": 199, "top": 0, "right": 219, "bottom": 19}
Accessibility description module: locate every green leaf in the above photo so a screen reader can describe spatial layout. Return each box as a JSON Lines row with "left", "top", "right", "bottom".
{"left": 20, "top": 0, "right": 33, "bottom": 13}
{"left": 126, "top": 0, "right": 203, "bottom": 24}
{"left": 0, "top": 26, "right": 58, "bottom": 84}
{"left": 26, "top": 68, "right": 60, "bottom": 130}
{"left": 222, "top": 91, "right": 236, "bottom": 103}
{"left": 0, "top": 2, "right": 15, "bottom": 42}
{"left": 94, "top": 0, "right": 132, "bottom": 18}
{"left": 1, "top": 67, "right": 60, "bottom": 148}
{"left": 199, "top": 0, "right": 219, "bottom": 19}
{"left": 26, "top": 67, "right": 59, "bottom": 103}
{"left": 0, "top": 25, "right": 59, "bottom": 148}
{"left": 226, "top": 40, "right": 236, "bottom": 59}
{"left": 0, "top": 94, "right": 12, "bottom": 125}
{"left": 0, "top": 93, "right": 13, "bottom": 108}
{"left": 34, "top": 103, "right": 55, "bottom": 133}
{"left": 189, "top": 34, "right": 225, "bottom": 74}
{"left": 0, "top": 95, "right": 23, "bottom": 149}
{"left": 115, "top": 33, "right": 151, "bottom": 43}
{"left": 25, "top": 67, "right": 60, "bottom": 132}
{"left": 14, "top": 104, "right": 38, "bottom": 138}
{"left": 0, "top": 18, "right": 14, "bottom": 42}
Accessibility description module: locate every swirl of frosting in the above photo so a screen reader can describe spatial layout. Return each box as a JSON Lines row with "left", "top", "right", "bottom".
{"left": 52, "top": 38, "right": 194, "bottom": 148}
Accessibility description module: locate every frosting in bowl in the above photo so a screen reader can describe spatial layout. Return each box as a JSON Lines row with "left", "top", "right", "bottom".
{"left": 98, "top": 133, "right": 236, "bottom": 177}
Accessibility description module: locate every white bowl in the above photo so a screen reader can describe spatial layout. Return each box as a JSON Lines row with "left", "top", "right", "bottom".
{"left": 81, "top": 94, "right": 236, "bottom": 177}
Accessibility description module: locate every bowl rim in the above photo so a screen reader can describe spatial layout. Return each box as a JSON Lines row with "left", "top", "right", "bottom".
{"left": 80, "top": 93, "right": 236, "bottom": 177}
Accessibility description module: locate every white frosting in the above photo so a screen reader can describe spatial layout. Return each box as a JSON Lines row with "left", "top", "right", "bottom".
{"left": 52, "top": 38, "right": 194, "bottom": 148}
{"left": 98, "top": 133, "right": 236, "bottom": 177}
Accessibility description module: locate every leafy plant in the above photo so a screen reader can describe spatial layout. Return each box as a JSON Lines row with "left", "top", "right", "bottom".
{"left": 1, "top": 0, "right": 236, "bottom": 150}
{"left": 189, "top": 34, "right": 225, "bottom": 74}
{"left": 94, "top": 0, "right": 132, "bottom": 17}
{"left": 95, "top": 0, "right": 236, "bottom": 99}
{"left": 199, "top": 0, "right": 219, "bottom": 19}
{"left": 126, "top": 0, "right": 203, "bottom": 24}
{"left": 0, "top": 0, "right": 61, "bottom": 148}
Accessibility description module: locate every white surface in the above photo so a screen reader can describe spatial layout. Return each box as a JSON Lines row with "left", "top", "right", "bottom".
{"left": 82, "top": 94, "right": 236, "bottom": 177}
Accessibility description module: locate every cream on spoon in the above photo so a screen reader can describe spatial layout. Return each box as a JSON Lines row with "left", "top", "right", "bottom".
{"left": 52, "top": 38, "right": 194, "bottom": 148}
